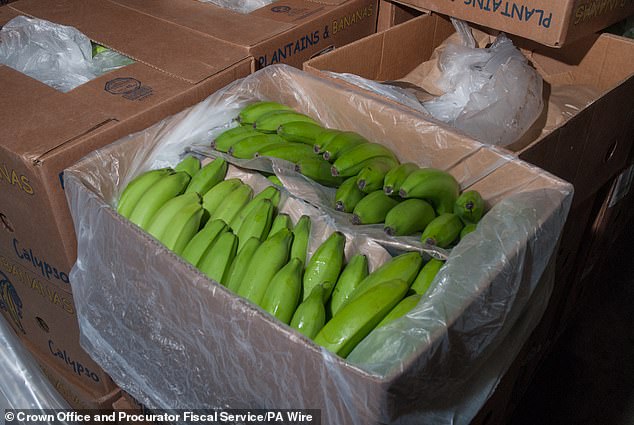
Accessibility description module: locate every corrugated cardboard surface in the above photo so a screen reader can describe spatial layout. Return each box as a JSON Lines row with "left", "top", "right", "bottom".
{"left": 303, "top": 13, "right": 634, "bottom": 207}
{"left": 63, "top": 66, "right": 572, "bottom": 424}
{"left": 0, "top": 0, "right": 252, "bottom": 398}
{"left": 388, "top": 0, "right": 634, "bottom": 47}
{"left": 112, "top": 0, "right": 378, "bottom": 69}
{"left": 26, "top": 343, "right": 122, "bottom": 410}
{"left": 0, "top": 245, "right": 118, "bottom": 394}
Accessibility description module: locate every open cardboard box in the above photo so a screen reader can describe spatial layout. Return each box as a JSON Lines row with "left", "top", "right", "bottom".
{"left": 303, "top": 12, "right": 634, "bottom": 209}
{"left": 107, "top": 0, "right": 378, "bottom": 70}
{"left": 386, "top": 0, "right": 634, "bottom": 47}
{"left": 64, "top": 65, "right": 572, "bottom": 423}
{"left": 0, "top": 0, "right": 252, "bottom": 396}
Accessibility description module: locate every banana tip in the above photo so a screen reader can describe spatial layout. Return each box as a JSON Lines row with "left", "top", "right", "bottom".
{"left": 384, "top": 226, "right": 394, "bottom": 236}
{"left": 351, "top": 215, "right": 362, "bottom": 225}
{"left": 323, "top": 152, "right": 331, "bottom": 161}
{"left": 384, "top": 186, "right": 393, "bottom": 195}
{"left": 331, "top": 166, "right": 339, "bottom": 177}
{"left": 335, "top": 201, "right": 345, "bottom": 212}
{"left": 398, "top": 188, "right": 408, "bottom": 198}
{"left": 313, "top": 145, "right": 321, "bottom": 154}
{"left": 357, "top": 180, "right": 366, "bottom": 190}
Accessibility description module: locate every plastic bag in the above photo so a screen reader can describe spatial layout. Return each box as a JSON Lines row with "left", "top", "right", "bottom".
{"left": 64, "top": 65, "right": 572, "bottom": 425}
{"left": 421, "top": 20, "right": 543, "bottom": 146}
{"left": 197, "top": 0, "right": 277, "bottom": 14}
{"left": 0, "top": 316, "right": 73, "bottom": 421}
{"left": 0, "top": 16, "right": 133, "bottom": 93}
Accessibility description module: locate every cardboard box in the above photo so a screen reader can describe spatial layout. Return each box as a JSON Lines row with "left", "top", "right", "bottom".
{"left": 0, "top": 247, "right": 119, "bottom": 395}
{"left": 63, "top": 66, "right": 572, "bottom": 423}
{"left": 387, "top": 0, "right": 634, "bottom": 47}
{"left": 303, "top": 13, "right": 634, "bottom": 208}
{"left": 0, "top": 0, "right": 252, "bottom": 280}
{"left": 27, "top": 343, "right": 122, "bottom": 410}
{"left": 107, "top": 0, "right": 378, "bottom": 69}
{"left": 376, "top": 0, "right": 420, "bottom": 31}
{"left": 0, "top": 0, "right": 252, "bottom": 397}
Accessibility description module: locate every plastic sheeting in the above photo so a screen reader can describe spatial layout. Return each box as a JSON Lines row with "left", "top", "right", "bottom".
{"left": 0, "top": 316, "right": 72, "bottom": 424}
{"left": 64, "top": 65, "right": 573, "bottom": 424}
{"left": 0, "top": 16, "right": 134, "bottom": 93}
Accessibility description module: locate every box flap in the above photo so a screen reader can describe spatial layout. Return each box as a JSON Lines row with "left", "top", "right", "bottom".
{"left": 0, "top": 66, "right": 116, "bottom": 161}
{"left": 10, "top": 0, "right": 251, "bottom": 84}
{"left": 110, "top": 0, "right": 294, "bottom": 47}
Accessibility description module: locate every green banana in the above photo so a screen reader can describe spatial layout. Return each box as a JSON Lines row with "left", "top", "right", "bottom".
{"left": 235, "top": 228, "right": 293, "bottom": 305}
{"left": 253, "top": 110, "right": 319, "bottom": 133}
{"left": 231, "top": 185, "right": 281, "bottom": 232}
{"left": 185, "top": 157, "right": 228, "bottom": 195}
{"left": 383, "top": 162, "right": 419, "bottom": 196}
{"left": 290, "top": 215, "right": 311, "bottom": 266}
{"left": 181, "top": 219, "right": 229, "bottom": 266}
{"left": 384, "top": 199, "right": 436, "bottom": 236}
{"left": 212, "top": 126, "right": 259, "bottom": 152}
{"left": 342, "top": 251, "right": 423, "bottom": 309}
{"left": 117, "top": 168, "right": 173, "bottom": 218}
{"left": 313, "top": 129, "right": 343, "bottom": 154}
{"left": 174, "top": 155, "right": 201, "bottom": 177}
{"left": 331, "top": 143, "right": 398, "bottom": 177}
{"left": 410, "top": 258, "right": 444, "bottom": 295}
{"left": 314, "top": 279, "right": 409, "bottom": 357}
{"left": 334, "top": 176, "right": 366, "bottom": 213}
{"left": 146, "top": 192, "right": 201, "bottom": 240}
{"left": 277, "top": 121, "right": 327, "bottom": 145}
{"left": 294, "top": 157, "right": 345, "bottom": 188}
{"left": 201, "top": 178, "right": 243, "bottom": 217}
{"left": 332, "top": 155, "right": 399, "bottom": 179}
{"left": 238, "top": 101, "right": 293, "bottom": 125}
{"left": 356, "top": 160, "right": 397, "bottom": 193}
{"left": 267, "top": 175, "right": 283, "bottom": 187}
{"left": 235, "top": 198, "right": 275, "bottom": 250}
{"left": 454, "top": 190, "right": 486, "bottom": 224}
{"left": 320, "top": 132, "right": 368, "bottom": 162}
{"left": 399, "top": 168, "right": 460, "bottom": 215}
{"left": 460, "top": 223, "right": 477, "bottom": 239}
{"left": 197, "top": 231, "right": 238, "bottom": 285}
{"left": 152, "top": 201, "right": 204, "bottom": 255}
{"left": 374, "top": 293, "right": 422, "bottom": 329}
{"left": 210, "top": 182, "right": 253, "bottom": 227}
{"left": 290, "top": 284, "right": 328, "bottom": 339}
{"left": 260, "top": 258, "right": 304, "bottom": 324}
{"left": 229, "top": 134, "right": 287, "bottom": 159}
{"left": 420, "top": 213, "right": 464, "bottom": 248}
{"left": 302, "top": 231, "right": 346, "bottom": 302}
{"left": 127, "top": 171, "right": 191, "bottom": 230}
{"left": 225, "top": 237, "right": 261, "bottom": 292}
{"left": 329, "top": 254, "right": 369, "bottom": 317}
{"left": 351, "top": 190, "right": 399, "bottom": 225}
{"left": 268, "top": 213, "right": 293, "bottom": 237}
{"left": 256, "top": 143, "right": 316, "bottom": 163}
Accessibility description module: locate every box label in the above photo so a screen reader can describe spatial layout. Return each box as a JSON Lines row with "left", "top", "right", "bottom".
{"left": 463, "top": 0, "right": 553, "bottom": 28}
{"left": 12, "top": 238, "right": 71, "bottom": 286}
{"left": 257, "top": 4, "right": 374, "bottom": 67}
{"left": 0, "top": 163, "right": 34, "bottom": 195}
{"left": 105, "top": 77, "right": 154, "bottom": 101}
{"left": 0, "top": 254, "right": 74, "bottom": 315}
{"left": 48, "top": 339, "right": 102, "bottom": 383}
{"left": 0, "top": 269, "right": 25, "bottom": 334}
{"left": 574, "top": 0, "right": 634, "bottom": 25}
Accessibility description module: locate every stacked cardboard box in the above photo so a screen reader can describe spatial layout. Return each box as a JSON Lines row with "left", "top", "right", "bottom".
{"left": 0, "top": 0, "right": 253, "bottom": 407}
{"left": 303, "top": 4, "right": 634, "bottom": 422}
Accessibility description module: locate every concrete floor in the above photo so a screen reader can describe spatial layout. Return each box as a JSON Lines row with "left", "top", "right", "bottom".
{"left": 509, "top": 217, "right": 634, "bottom": 425}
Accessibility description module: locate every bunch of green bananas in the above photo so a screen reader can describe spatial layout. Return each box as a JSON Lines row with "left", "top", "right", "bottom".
{"left": 213, "top": 101, "right": 488, "bottom": 248}
{"left": 116, "top": 156, "right": 448, "bottom": 358}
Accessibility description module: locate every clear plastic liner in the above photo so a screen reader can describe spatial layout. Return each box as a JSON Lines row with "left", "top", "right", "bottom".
{"left": 0, "top": 316, "right": 73, "bottom": 423}
{"left": 64, "top": 65, "right": 573, "bottom": 424}
{"left": 0, "top": 16, "right": 134, "bottom": 93}
{"left": 197, "top": 0, "right": 277, "bottom": 14}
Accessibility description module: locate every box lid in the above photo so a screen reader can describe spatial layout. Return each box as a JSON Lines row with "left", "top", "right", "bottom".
{"left": 0, "top": 0, "right": 251, "bottom": 161}
{"left": 110, "top": 0, "right": 344, "bottom": 48}
{"left": 10, "top": 0, "right": 250, "bottom": 83}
